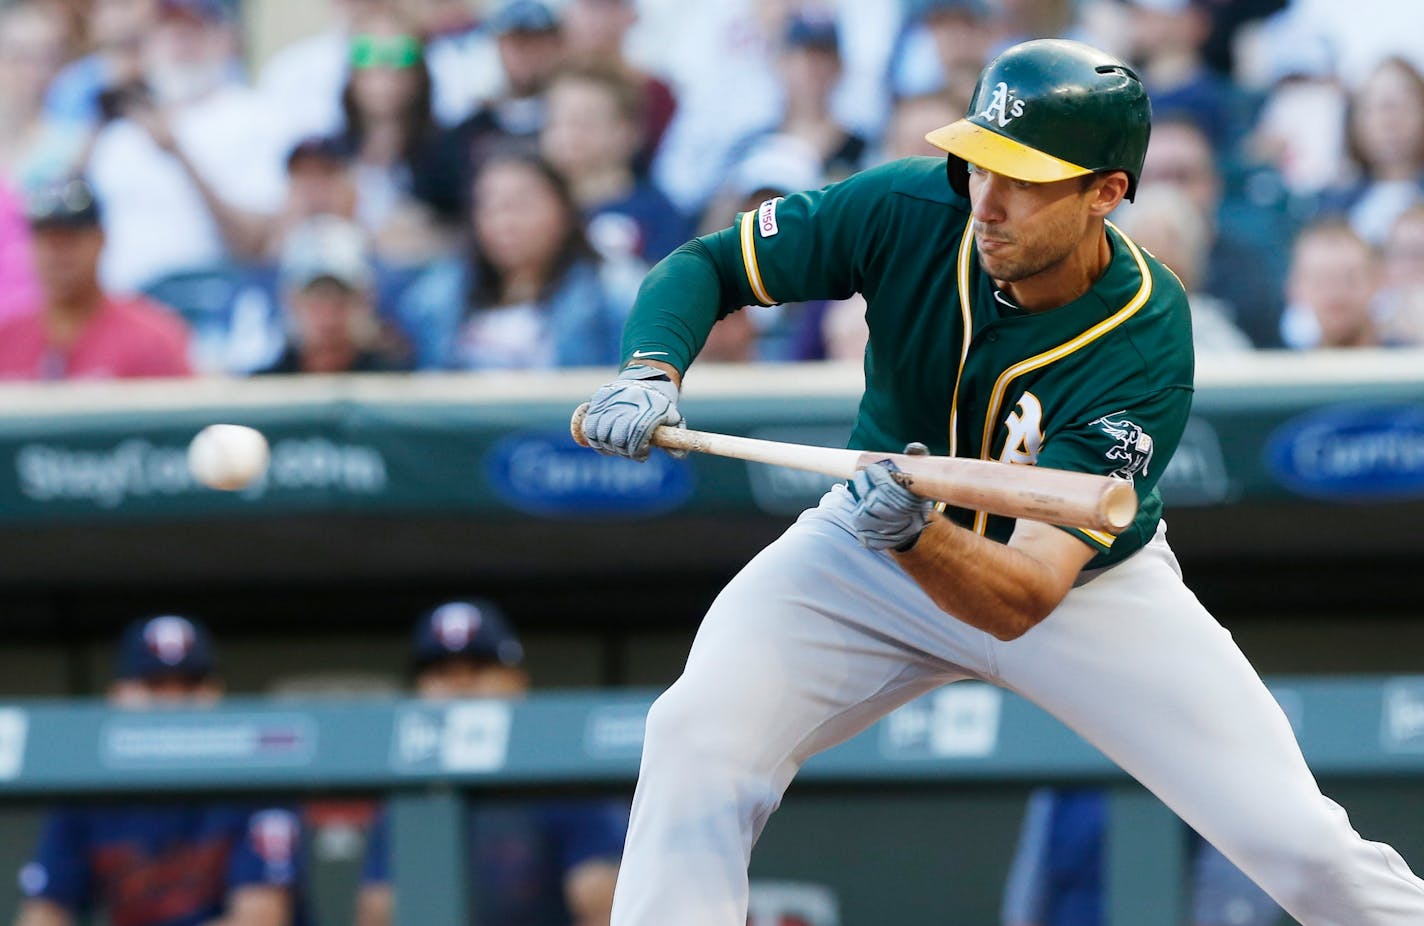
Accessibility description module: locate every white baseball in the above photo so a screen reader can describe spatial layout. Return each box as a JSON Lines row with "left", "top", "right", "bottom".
{"left": 188, "top": 424, "right": 271, "bottom": 491}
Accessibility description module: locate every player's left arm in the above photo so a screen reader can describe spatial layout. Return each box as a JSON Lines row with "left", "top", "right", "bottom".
{"left": 211, "top": 808, "right": 303, "bottom": 926}
{"left": 895, "top": 512, "right": 1094, "bottom": 641}
{"left": 891, "top": 385, "right": 1192, "bottom": 640}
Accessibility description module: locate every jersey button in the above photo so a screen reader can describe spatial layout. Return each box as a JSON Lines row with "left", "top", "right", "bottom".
{"left": 987, "top": 332, "right": 1000, "bottom": 342}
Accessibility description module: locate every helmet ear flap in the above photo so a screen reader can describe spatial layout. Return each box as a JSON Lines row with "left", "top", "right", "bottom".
{"left": 946, "top": 154, "right": 970, "bottom": 198}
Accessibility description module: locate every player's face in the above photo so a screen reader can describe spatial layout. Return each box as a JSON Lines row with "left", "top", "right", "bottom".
{"left": 967, "top": 167, "right": 1100, "bottom": 283}
{"left": 416, "top": 660, "right": 530, "bottom": 700}
{"left": 109, "top": 676, "right": 222, "bottom": 709}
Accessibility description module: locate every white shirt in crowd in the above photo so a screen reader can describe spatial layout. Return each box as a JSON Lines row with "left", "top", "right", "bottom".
{"left": 649, "top": 0, "right": 900, "bottom": 213}
{"left": 88, "top": 84, "right": 287, "bottom": 293}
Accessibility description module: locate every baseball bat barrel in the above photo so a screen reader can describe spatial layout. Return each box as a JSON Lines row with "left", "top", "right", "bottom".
{"left": 570, "top": 403, "right": 1137, "bottom": 533}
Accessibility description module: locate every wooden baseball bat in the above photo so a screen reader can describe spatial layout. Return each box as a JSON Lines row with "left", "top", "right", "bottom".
{"left": 570, "top": 404, "right": 1138, "bottom": 533}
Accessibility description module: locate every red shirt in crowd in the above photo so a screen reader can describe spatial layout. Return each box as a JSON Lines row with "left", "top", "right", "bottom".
{"left": 0, "top": 295, "right": 193, "bottom": 381}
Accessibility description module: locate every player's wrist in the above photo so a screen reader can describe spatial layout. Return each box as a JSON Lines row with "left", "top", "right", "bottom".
{"left": 621, "top": 357, "right": 683, "bottom": 387}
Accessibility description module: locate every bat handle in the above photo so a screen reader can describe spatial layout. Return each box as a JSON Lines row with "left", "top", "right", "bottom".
{"left": 570, "top": 402, "right": 591, "bottom": 447}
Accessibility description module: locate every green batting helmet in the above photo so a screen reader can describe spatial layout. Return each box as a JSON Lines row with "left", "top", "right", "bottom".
{"left": 927, "top": 39, "right": 1152, "bottom": 200}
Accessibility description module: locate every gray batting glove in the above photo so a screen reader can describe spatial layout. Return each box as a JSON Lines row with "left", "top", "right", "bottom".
{"left": 846, "top": 443, "right": 933, "bottom": 552}
{"left": 580, "top": 364, "right": 686, "bottom": 462}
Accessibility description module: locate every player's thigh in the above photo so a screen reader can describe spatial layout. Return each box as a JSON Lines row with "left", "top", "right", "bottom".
{"left": 990, "top": 537, "right": 1316, "bottom": 843}
{"left": 653, "top": 512, "right": 967, "bottom": 771}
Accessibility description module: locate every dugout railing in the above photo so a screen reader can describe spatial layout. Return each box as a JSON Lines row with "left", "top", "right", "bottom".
{"left": 1, "top": 677, "right": 1421, "bottom": 925}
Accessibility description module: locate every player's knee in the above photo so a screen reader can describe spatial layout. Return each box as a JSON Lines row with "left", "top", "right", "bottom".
{"left": 1245, "top": 808, "right": 1365, "bottom": 909}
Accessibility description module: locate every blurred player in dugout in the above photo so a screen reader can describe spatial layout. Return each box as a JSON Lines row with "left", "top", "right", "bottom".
{"left": 354, "top": 600, "right": 627, "bottom": 926}
{"left": 13, "top": 615, "right": 310, "bottom": 926}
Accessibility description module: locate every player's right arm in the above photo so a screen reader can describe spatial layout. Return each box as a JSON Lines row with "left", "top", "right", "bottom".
{"left": 579, "top": 163, "right": 901, "bottom": 460}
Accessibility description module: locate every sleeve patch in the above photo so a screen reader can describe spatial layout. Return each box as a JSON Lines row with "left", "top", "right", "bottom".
{"left": 757, "top": 197, "right": 782, "bottom": 238}
{"left": 1091, "top": 412, "right": 1154, "bottom": 482}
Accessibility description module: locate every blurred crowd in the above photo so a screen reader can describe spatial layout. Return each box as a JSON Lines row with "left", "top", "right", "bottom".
{"left": 2, "top": 0, "right": 1424, "bottom": 383}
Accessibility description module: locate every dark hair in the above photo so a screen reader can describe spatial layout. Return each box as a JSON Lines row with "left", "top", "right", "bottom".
{"left": 339, "top": 28, "right": 437, "bottom": 164}
{"left": 466, "top": 150, "right": 598, "bottom": 310}
{"left": 1344, "top": 56, "right": 1424, "bottom": 180}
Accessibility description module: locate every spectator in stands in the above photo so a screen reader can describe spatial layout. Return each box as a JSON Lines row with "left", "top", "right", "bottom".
{"left": 889, "top": 0, "right": 992, "bottom": 103}
{"left": 397, "top": 151, "right": 636, "bottom": 370}
{"left": 1281, "top": 219, "right": 1384, "bottom": 349}
{"left": 256, "top": 216, "right": 405, "bottom": 375}
{"left": 1001, "top": 788, "right": 1282, "bottom": 926}
{"left": 1119, "top": 0, "right": 1242, "bottom": 149}
{"left": 0, "top": 2, "right": 86, "bottom": 190}
{"left": 1239, "top": 15, "right": 1345, "bottom": 199}
{"left": 0, "top": 177, "right": 191, "bottom": 380}
{"left": 42, "top": 0, "right": 156, "bottom": 128}
{"left": 558, "top": 0, "right": 676, "bottom": 169}
{"left": 1318, "top": 56, "right": 1424, "bottom": 246}
{"left": 1377, "top": 204, "right": 1424, "bottom": 345}
{"left": 648, "top": 1, "right": 794, "bottom": 214}
{"left": 540, "top": 64, "right": 688, "bottom": 264}
{"left": 728, "top": 12, "right": 868, "bottom": 185}
{"left": 420, "top": 0, "right": 566, "bottom": 216}
{"left": 13, "top": 614, "right": 309, "bottom": 926}
{"left": 1117, "top": 186, "right": 1253, "bottom": 354}
{"left": 85, "top": 0, "right": 287, "bottom": 293}
{"left": 409, "top": 0, "right": 502, "bottom": 127}
{"left": 1138, "top": 116, "right": 1287, "bottom": 347}
{"left": 354, "top": 600, "right": 626, "bottom": 926}
{"left": 259, "top": 0, "right": 390, "bottom": 146}
{"left": 268, "top": 136, "right": 360, "bottom": 256}
{"left": 335, "top": 11, "right": 454, "bottom": 262}
{"left": 879, "top": 91, "right": 964, "bottom": 162}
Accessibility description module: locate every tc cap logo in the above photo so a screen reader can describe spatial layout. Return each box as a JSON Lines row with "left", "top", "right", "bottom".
{"left": 431, "top": 602, "right": 482, "bottom": 652}
{"left": 143, "top": 616, "right": 197, "bottom": 666}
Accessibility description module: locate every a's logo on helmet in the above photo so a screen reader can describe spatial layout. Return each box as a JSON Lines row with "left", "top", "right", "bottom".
{"left": 977, "top": 82, "right": 1026, "bottom": 128}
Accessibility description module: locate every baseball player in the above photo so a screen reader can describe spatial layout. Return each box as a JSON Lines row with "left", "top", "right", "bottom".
{"left": 354, "top": 600, "right": 627, "bottom": 926}
{"left": 14, "top": 615, "right": 309, "bottom": 926}
{"left": 576, "top": 38, "right": 1424, "bottom": 926}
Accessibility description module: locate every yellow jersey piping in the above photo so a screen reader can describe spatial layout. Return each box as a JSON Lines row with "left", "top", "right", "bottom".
{"left": 739, "top": 211, "right": 774, "bottom": 306}
{"left": 948, "top": 221, "right": 975, "bottom": 458}
{"left": 971, "top": 223, "right": 1153, "bottom": 535}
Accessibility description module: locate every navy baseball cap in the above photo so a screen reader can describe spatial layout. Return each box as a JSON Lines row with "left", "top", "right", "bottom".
{"left": 412, "top": 600, "right": 525, "bottom": 668}
{"left": 115, "top": 615, "right": 217, "bottom": 681}
{"left": 784, "top": 13, "right": 840, "bottom": 52}
{"left": 24, "top": 177, "right": 101, "bottom": 228}
{"left": 489, "top": 0, "right": 558, "bottom": 35}
{"left": 286, "top": 135, "right": 353, "bottom": 170}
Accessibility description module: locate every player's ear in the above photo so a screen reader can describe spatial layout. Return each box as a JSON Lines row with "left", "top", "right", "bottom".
{"left": 1087, "top": 171, "right": 1129, "bottom": 218}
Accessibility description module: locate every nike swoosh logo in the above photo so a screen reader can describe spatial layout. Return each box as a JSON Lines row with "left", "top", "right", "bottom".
{"left": 631, "top": 350, "right": 669, "bottom": 358}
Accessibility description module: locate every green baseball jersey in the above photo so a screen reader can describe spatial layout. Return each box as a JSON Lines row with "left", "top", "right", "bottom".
{"left": 623, "top": 157, "right": 1194, "bottom": 567}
